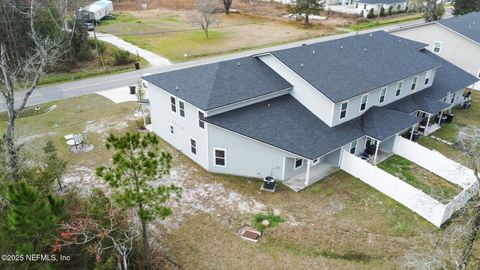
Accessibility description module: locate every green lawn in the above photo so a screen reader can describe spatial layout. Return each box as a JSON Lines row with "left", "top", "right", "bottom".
{"left": 349, "top": 14, "right": 423, "bottom": 31}
{"left": 417, "top": 91, "right": 479, "bottom": 164}
{"left": 378, "top": 155, "right": 462, "bottom": 204}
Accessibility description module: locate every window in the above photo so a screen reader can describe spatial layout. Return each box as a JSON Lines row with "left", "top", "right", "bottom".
{"left": 294, "top": 158, "right": 303, "bottom": 169}
{"left": 395, "top": 81, "right": 402, "bottom": 97}
{"left": 424, "top": 71, "right": 431, "bottom": 85}
{"left": 451, "top": 92, "right": 456, "bottom": 104}
{"left": 340, "top": 101, "right": 348, "bottom": 119}
{"left": 214, "top": 149, "right": 226, "bottom": 167}
{"left": 190, "top": 138, "right": 197, "bottom": 155}
{"left": 198, "top": 111, "right": 205, "bottom": 129}
{"left": 179, "top": 100, "right": 185, "bottom": 118}
{"left": 350, "top": 140, "right": 357, "bottom": 154}
{"left": 379, "top": 88, "right": 386, "bottom": 103}
{"left": 433, "top": 41, "right": 442, "bottom": 53}
{"left": 411, "top": 77, "right": 418, "bottom": 91}
{"left": 360, "top": 95, "right": 368, "bottom": 111}
{"left": 170, "top": 96, "right": 177, "bottom": 113}
{"left": 169, "top": 125, "right": 174, "bottom": 134}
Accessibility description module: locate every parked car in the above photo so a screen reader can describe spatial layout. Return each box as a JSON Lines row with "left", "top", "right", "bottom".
{"left": 84, "top": 22, "right": 94, "bottom": 31}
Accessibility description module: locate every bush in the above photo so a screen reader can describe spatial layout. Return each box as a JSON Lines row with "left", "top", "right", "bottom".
{"left": 112, "top": 50, "right": 133, "bottom": 65}
{"left": 252, "top": 213, "right": 283, "bottom": 232}
{"left": 367, "top": 8, "right": 375, "bottom": 18}
{"left": 388, "top": 5, "right": 393, "bottom": 15}
{"left": 380, "top": 6, "right": 386, "bottom": 16}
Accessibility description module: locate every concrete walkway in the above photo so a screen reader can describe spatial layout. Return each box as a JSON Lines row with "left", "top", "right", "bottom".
{"left": 92, "top": 32, "right": 171, "bottom": 67}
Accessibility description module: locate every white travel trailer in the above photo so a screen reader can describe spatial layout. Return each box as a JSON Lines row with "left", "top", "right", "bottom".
{"left": 79, "top": 0, "right": 113, "bottom": 22}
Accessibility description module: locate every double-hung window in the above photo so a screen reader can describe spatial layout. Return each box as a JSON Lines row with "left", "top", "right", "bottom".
{"left": 360, "top": 95, "right": 368, "bottom": 112}
{"left": 198, "top": 111, "right": 205, "bottom": 129}
{"left": 379, "top": 88, "right": 386, "bottom": 103}
{"left": 411, "top": 77, "right": 418, "bottom": 91}
{"left": 433, "top": 41, "right": 442, "bottom": 53}
{"left": 395, "top": 81, "right": 402, "bottom": 97}
{"left": 170, "top": 96, "right": 177, "bottom": 113}
{"left": 214, "top": 149, "right": 226, "bottom": 167}
{"left": 179, "top": 100, "right": 185, "bottom": 118}
{"left": 424, "top": 71, "right": 431, "bottom": 85}
{"left": 190, "top": 138, "right": 197, "bottom": 155}
{"left": 340, "top": 102, "right": 348, "bottom": 119}
{"left": 350, "top": 140, "right": 357, "bottom": 154}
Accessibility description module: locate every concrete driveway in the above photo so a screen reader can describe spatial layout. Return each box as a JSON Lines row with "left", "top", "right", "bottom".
{"left": 90, "top": 32, "right": 171, "bottom": 67}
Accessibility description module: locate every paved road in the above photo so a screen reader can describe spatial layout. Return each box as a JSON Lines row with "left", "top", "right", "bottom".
{"left": 0, "top": 18, "right": 425, "bottom": 112}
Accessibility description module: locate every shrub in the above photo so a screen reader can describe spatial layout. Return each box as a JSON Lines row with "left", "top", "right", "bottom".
{"left": 112, "top": 50, "right": 133, "bottom": 65}
{"left": 253, "top": 213, "right": 283, "bottom": 232}
{"left": 380, "top": 6, "right": 386, "bottom": 16}
{"left": 388, "top": 5, "right": 393, "bottom": 15}
{"left": 367, "top": 8, "right": 375, "bottom": 18}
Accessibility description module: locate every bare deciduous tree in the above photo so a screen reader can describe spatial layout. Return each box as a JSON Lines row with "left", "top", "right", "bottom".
{"left": 0, "top": 0, "right": 69, "bottom": 184}
{"left": 193, "top": 0, "right": 220, "bottom": 39}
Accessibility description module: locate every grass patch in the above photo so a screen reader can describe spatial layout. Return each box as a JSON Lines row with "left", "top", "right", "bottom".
{"left": 378, "top": 155, "right": 462, "bottom": 204}
{"left": 349, "top": 14, "right": 423, "bottom": 31}
{"left": 252, "top": 213, "right": 283, "bottom": 232}
{"left": 265, "top": 238, "right": 377, "bottom": 263}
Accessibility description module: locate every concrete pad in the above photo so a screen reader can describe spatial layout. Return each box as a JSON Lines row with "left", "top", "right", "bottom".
{"left": 96, "top": 86, "right": 138, "bottom": 103}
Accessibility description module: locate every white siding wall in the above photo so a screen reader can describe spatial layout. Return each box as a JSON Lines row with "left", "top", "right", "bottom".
{"left": 149, "top": 85, "right": 209, "bottom": 169}
{"left": 331, "top": 69, "right": 436, "bottom": 126}
{"left": 392, "top": 23, "right": 480, "bottom": 89}
{"left": 207, "top": 124, "right": 300, "bottom": 180}
{"left": 258, "top": 54, "right": 336, "bottom": 126}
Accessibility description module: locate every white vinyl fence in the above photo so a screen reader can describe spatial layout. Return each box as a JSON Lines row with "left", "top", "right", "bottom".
{"left": 393, "top": 136, "right": 479, "bottom": 224}
{"left": 339, "top": 150, "right": 446, "bottom": 227}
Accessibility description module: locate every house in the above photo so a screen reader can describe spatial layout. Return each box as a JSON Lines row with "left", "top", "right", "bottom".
{"left": 143, "top": 31, "right": 479, "bottom": 226}
{"left": 354, "top": 0, "right": 407, "bottom": 17}
{"left": 390, "top": 12, "right": 480, "bottom": 90}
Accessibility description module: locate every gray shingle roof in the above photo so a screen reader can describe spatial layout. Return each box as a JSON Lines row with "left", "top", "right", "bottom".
{"left": 420, "top": 51, "right": 479, "bottom": 100}
{"left": 143, "top": 57, "right": 292, "bottom": 111}
{"left": 270, "top": 31, "right": 438, "bottom": 103}
{"left": 386, "top": 94, "right": 450, "bottom": 114}
{"left": 356, "top": 0, "right": 406, "bottom": 4}
{"left": 438, "top": 12, "right": 480, "bottom": 44}
{"left": 204, "top": 95, "right": 420, "bottom": 159}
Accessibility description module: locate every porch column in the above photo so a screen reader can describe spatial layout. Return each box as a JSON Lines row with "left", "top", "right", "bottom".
{"left": 304, "top": 160, "right": 312, "bottom": 186}
{"left": 425, "top": 114, "right": 431, "bottom": 134}
{"left": 438, "top": 112, "right": 443, "bottom": 125}
{"left": 409, "top": 125, "right": 415, "bottom": 140}
{"left": 373, "top": 140, "right": 380, "bottom": 164}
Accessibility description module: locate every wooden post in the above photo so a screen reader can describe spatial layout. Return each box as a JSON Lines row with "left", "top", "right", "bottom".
{"left": 438, "top": 112, "right": 443, "bottom": 124}
{"left": 374, "top": 140, "right": 380, "bottom": 164}
{"left": 304, "top": 160, "right": 312, "bottom": 186}
{"left": 410, "top": 125, "right": 415, "bottom": 140}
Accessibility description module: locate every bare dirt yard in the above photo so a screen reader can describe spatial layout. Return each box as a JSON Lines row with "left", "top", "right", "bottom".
{"left": 4, "top": 94, "right": 479, "bottom": 269}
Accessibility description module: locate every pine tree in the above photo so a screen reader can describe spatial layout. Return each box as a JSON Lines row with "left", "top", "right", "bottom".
{"left": 96, "top": 132, "right": 180, "bottom": 270}
{"left": 42, "top": 141, "right": 67, "bottom": 192}
{"left": 3, "top": 182, "right": 69, "bottom": 254}
{"left": 288, "top": 0, "right": 326, "bottom": 25}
